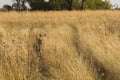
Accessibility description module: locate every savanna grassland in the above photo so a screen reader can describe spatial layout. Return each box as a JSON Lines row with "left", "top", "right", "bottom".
{"left": 0, "top": 11, "right": 120, "bottom": 80}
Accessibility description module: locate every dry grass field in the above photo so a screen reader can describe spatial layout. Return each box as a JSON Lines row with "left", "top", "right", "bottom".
{"left": 0, "top": 11, "right": 120, "bottom": 80}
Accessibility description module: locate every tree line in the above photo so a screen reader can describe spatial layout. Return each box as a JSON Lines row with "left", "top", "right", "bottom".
{"left": 1, "top": 0, "right": 111, "bottom": 11}
{"left": 30, "top": 0, "right": 111, "bottom": 10}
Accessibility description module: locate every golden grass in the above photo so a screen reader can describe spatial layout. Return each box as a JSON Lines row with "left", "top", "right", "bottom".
{"left": 0, "top": 11, "right": 120, "bottom": 80}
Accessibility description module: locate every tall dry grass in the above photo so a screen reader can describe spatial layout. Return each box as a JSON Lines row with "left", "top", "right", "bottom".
{"left": 0, "top": 11, "right": 120, "bottom": 80}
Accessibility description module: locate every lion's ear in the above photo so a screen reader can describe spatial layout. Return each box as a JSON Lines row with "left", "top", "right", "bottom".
{"left": 39, "top": 34, "right": 42, "bottom": 37}
{"left": 44, "top": 34, "right": 46, "bottom": 37}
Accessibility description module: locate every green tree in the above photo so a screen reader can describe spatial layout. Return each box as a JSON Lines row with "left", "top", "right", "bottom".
{"left": 48, "top": 0, "right": 65, "bottom": 10}
{"left": 29, "top": 0, "right": 111, "bottom": 10}
{"left": 2, "top": 4, "right": 13, "bottom": 11}
{"left": 85, "top": 0, "right": 111, "bottom": 9}
{"left": 13, "top": 0, "right": 31, "bottom": 11}
{"left": 29, "top": 0, "right": 46, "bottom": 10}
{"left": 30, "top": 0, "right": 68, "bottom": 10}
